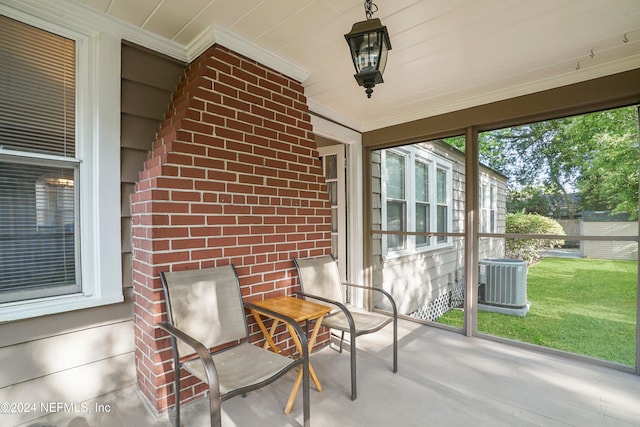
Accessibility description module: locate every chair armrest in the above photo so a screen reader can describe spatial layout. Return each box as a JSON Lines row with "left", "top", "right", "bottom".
{"left": 243, "top": 302, "right": 309, "bottom": 358}
{"left": 292, "top": 291, "right": 357, "bottom": 334}
{"left": 340, "top": 283, "right": 398, "bottom": 318}
{"left": 158, "top": 322, "right": 211, "bottom": 360}
{"left": 157, "top": 322, "right": 221, "bottom": 401}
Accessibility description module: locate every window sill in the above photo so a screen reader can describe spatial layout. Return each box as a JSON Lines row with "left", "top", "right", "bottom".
{"left": 383, "top": 241, "right": 454, "bottom": 261}
{"left": 0, "top": 292, "right": 124, "bottom": 323}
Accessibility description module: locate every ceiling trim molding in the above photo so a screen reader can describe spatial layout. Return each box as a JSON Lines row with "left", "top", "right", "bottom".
{"left": 0, "top": 0, "right": 188, "bottom": 62}
{"left": 186, "top": 24, "right": 311, "bottom": 83}
{"left": 362, "top": 53, "right": 640, "bottom": 132}
{"left": 310, "top": 113, "right": 361, "bottom": 145}
{"left": 185, "top": 24, "right": 216, "bottom": 62}
{"left": 308, "top": 99, "right": 363, "bottom": 133}
{"left": 2, "top": 0, "right": 312, "bottom": 81}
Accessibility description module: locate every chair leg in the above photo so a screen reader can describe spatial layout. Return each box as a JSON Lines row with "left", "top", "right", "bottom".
{"left": 302, "top": 357, "right": 310, "bottom": 427}
{"left": 329, "top": 331, "right": 345, "bottom": 353}
{"left": 350, "top": 335, "right": 357, "bottom": 400}
{"left": 392, "top": 316, "right": 398, "bottom": 373}
{"left": 173, "top": 357, "right": 181, "bottom": 427}
{"left": 209, "top": 389, "right": 222, "bottom": 427}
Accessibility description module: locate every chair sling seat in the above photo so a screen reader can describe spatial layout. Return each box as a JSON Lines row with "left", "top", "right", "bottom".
{"left": 322, "top": 307, "right": 393, "bottom": 334}
{"left": 183, "top": 342, "right": 297, "bottom": 396}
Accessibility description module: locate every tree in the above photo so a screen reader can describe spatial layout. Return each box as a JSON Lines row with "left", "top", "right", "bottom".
{"left": 444, "top": 106, "right": 639, "bottom": 219}
{"left": 574, "top": 107, "right": 639, "bottom": 219}
{"left": 482, "top": 119, "right": 590, "bottom": 218}
{"left": 579, "top": 132, "right": 639, "bottom": 219}
{"left": 507, "top": 185, "right": 551, "bottom": 215}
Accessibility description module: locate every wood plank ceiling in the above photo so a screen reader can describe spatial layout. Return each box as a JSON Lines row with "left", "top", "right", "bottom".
{"left": 74, "top": 0, "right": 640, "bottom": 131}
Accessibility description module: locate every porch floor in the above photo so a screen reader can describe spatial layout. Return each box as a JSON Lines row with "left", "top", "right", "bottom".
{"left": 22, "top": 319, "right": 640, "bottom": 427}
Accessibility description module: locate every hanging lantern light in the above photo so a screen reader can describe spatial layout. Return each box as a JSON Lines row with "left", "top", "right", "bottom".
{"left": 344, "top": 0, "right": 392, "bottom": 98}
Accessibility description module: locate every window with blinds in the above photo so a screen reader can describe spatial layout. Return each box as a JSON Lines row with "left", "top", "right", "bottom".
{"left": 0, "top": 15, "right": 80, "bottom": 303}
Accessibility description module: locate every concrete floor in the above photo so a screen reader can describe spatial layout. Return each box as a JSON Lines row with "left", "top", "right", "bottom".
{"left": 21, "top": 319, "right": 640, "bottom": 427}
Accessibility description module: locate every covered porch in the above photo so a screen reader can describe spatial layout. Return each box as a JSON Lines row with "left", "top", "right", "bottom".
{"left": 1, "top": 2, "right": 639, "bottom": 426}
{"left": 22, "top": 318, "right": 640, "bottom": 427}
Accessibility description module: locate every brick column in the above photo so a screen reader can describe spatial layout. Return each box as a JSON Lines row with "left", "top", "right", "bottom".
{"left": 131, "top": 45, "right": 332, "bottom": 412}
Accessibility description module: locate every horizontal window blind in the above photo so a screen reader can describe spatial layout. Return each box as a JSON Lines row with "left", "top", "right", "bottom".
{"left": 0, "top": 16, "right": 80, "bottom": 303}
{"left": 0, "top": 159, "right": 79, "bottom": 302}
{"left": 0, "top": 15, "right": 76, "bottom": 157}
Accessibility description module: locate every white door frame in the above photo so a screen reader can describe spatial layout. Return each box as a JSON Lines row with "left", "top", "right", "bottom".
{"left": 318, "top": 145, "right": 347, "bottom": 282}
{"left": 311, "top": 113, "right": 364, "bottom": 307}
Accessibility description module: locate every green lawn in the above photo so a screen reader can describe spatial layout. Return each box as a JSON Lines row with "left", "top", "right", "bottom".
{"left": 437, "top": 258, "right": 637, "bottom": 366}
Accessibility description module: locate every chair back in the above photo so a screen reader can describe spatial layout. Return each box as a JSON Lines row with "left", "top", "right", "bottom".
{"left": 160, "top": 265, "right": 247, "bottom": 357}
{"left": 294, "top": 255, "right": 344, "bottom": 303}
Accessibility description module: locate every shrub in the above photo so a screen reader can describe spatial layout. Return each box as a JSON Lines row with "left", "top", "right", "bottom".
{"left": 505, "top": 212, "right": 565, "bottom": 264}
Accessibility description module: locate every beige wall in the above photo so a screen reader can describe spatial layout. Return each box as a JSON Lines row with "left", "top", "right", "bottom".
{"left": 582, "top": 222, "right": 639, "bottom": 260}
{"left": 0, "top": 297, "right": 135, "bottom": 425}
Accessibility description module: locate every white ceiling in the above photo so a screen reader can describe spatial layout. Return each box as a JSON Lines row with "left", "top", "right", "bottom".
{"left": 73, "top": 0, "right": 640, "bottom": 132}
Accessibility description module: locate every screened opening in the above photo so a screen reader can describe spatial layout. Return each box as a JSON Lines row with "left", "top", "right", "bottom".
{"left": 371, "top": 137, "right": 468, "bottom": 323}
{"left": 436, "top": 105, "right": 639, "bottom": 366}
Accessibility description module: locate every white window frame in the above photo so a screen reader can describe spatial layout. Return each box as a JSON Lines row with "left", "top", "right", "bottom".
{"left": 383, "top": 149, "right": 408, "bottom": 252}
{"left": 381, "top": 146, "right": 453, "bottom": 258}
{"left": 0, "top": 5, "right": 122, "bottom": 322}
{"left": 479, "top": 174, "right": 498, "bottom": 233}
{"left": 414, "top": 157, "right": 431, "bottom": 249}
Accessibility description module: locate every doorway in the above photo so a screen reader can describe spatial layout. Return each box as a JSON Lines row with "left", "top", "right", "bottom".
{"left": 319, "top": 144, "right": 347, "bottom": 283}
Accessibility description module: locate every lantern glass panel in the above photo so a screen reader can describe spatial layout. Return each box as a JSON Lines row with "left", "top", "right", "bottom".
{"left": 356, "top": 32, "right": 382, "bottom": 73}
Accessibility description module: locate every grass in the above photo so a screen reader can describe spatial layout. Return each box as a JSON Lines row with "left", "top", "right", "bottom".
{"left": 437, "top": 257, "right": 637, "bottom": 366}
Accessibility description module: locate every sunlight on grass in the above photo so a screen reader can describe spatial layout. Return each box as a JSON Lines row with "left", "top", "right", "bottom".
{"left": 437, "top": 258, "right": 637, "bottom": 366}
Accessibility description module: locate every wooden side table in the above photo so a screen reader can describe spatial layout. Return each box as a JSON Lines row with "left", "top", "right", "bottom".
{"left": 248, "top": 295, "right": 331, "bottom": 414}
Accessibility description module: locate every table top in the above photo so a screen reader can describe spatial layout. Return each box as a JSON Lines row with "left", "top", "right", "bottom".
{"left": 249, "top": 296, "right": 331, "bottom": 322}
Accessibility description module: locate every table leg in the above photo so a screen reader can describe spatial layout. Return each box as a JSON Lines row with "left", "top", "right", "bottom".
{"left": 251, "top": 311, "right": 280, "bottom": 353}
{"left": 307, "top": 317, "right": 325, "bottom": 391}
{"left": 284, "top": 317, "right": 325, "bottom": 414}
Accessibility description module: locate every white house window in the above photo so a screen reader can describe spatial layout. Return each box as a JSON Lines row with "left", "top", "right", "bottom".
{"left": 436, "top": 167, "right": 448, "bottom": 243}
{"left": 385, "top": 151, "right": 407, "bottom": 251}
{"left": 0, "top": 15, "right": 80, "bottom": 304}
{"left": 0, "top": 9, "right": 122, "bottom": 320}
{"left": 415, "top": 160, "right": 430, "bottom": 246}
{"left": 382, "top": 146, "right": 453, "bottom": 256}
{"left": 480, "top": 178, "right": 497, "bottom": 233}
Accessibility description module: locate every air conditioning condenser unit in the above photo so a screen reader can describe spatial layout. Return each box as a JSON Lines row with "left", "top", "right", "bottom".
{"left": 478, "top": 258, "right": 529, "bottom": 316}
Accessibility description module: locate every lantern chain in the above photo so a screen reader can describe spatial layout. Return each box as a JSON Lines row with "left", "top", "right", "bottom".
{"left": 364, "top": 0, "right": 379, "bottom": 20}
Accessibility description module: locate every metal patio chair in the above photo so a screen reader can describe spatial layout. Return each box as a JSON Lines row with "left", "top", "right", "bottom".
{"left": 158, "top": 265, "right": 310, "bottom": 427}
{"left": 293, "top": 255, "right": 397, "bottom": 400}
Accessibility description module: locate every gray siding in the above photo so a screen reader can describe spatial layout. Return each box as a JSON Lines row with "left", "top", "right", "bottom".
{"left": 371, "top": 141, "right": 506, "bottom": 318}
{"left": 119, "top": 43, "right": 185, "bottom": 288}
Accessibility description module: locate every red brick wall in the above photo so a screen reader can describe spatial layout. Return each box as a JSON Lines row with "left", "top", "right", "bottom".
{"left": 131, "top": 44, "right": 332, "bottom": 412}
